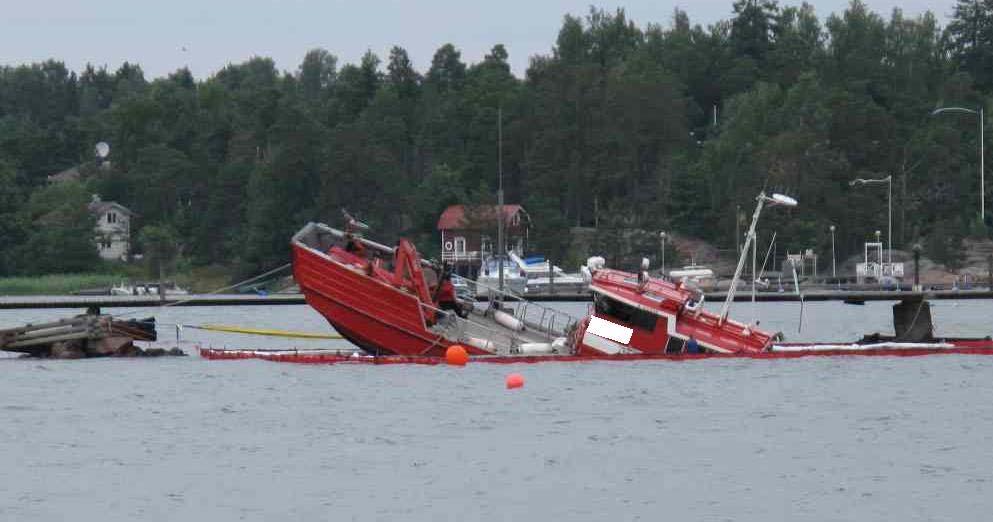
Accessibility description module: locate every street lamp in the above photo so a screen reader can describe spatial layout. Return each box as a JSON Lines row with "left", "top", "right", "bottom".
{"left": 850, "top": 175, "right": 892, "bottom": 266}
{"left": 829, "top": 225, "right": 836, "bottom": 279}
{"left": 719, "top": 192, "right": 798, "bottom": 324}
{"left": 659, "top": 231, "right": 667, "bottom": 276}
{"left": 931, "top": 106, "right": 984, "bottom": 221}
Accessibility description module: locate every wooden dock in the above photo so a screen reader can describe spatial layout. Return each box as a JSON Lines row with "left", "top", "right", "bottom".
{"left": 0, "top": 293, "right": 307, "bottom": 309}
{"left": 2, "top": 289, "right": 993, "bottom": 309}
{"left": 702, "top": 289, "right": 993, "bottom": 302}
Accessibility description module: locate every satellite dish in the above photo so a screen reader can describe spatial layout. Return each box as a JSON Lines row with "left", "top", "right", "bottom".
{"left": 771, "top": 193, "right": 798, "bottom": 207}
{"left": 95, "top": 142, "right": 110, "bottom": 159}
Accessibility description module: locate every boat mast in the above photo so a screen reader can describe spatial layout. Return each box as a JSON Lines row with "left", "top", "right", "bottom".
{"left": 497, "top": 106, "right": 505, "bottom": 297}
{"left": 720, "top": 191, "right": 798, "bottom": 324}
{"left": 720, "top": 193, "right": 766, "bottom": 324}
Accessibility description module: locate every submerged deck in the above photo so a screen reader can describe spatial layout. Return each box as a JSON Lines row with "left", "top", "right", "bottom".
{"left": 428, "top": 302, "right": 571, "bottom": 356}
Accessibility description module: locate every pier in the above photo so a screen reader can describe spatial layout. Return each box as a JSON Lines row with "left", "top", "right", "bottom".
{"left": 3, "top": 289, "right": 993, "bottom": 309}
{"left": 0, "top": 293, "right": 307, "bottom": 309}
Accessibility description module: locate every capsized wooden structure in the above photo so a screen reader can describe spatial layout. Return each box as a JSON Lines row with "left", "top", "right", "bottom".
{"left": 0, "top": 313, "right": 179, "bottom": 358}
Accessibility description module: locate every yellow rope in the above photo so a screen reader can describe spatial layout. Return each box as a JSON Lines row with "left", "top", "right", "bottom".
{"left": 192, "top": 324, "right": 343, "bottom": 339}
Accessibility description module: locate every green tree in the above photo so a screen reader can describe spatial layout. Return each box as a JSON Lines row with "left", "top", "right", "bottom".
{"left": 138, "top": 223, "right": 180, "bottom": 280}
{"left": 947, "top": 0, "right": 993, "bottom": 91}
{"left": 12, "top": 183, "right": 99, "bottom": 274}
{"left": 0, "top": 161, "right": 27, "bottom": 275}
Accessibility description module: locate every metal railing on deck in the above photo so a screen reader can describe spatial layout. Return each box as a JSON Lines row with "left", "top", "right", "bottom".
{"left": 465, "top": 278, "right": 579, "bottom": 341}
{"left": 418, "top": 300, "right": 516, "bottom": 353}
{"left": 418, "top": 281, "right": 579, "bottom": 354}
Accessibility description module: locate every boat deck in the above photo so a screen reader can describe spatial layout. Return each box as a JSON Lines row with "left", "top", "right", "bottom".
{"left": 429, "top": 302, "right": 571, "bottom": 355}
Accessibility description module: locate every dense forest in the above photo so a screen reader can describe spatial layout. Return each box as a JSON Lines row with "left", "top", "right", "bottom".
{"left": 2, "top": 0, "right": 993, "bottom": 279}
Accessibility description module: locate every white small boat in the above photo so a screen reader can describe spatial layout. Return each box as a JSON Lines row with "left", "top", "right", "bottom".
{"left": 475, "top": 255, "right": 527, "bottom": 297}
{"left": 507, "top": 251, "right": 587, "bottom": 293}
{"left": 111, "top": 281, "right": 190, "bottom": 297}
{"left": 667, "top": 265, "right": 716, "bottom": 290}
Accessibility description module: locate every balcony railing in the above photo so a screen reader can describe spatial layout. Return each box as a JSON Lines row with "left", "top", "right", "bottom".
{"left": 856, "top": 262, "right": 905, "bottom": 281}
{"left": 441, "top": 250, "right": 483, "bottom": 262}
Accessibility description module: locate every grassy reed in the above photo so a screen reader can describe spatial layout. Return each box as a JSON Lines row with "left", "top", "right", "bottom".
{"left": 0, "top": 274, "right": 123, "bottom": 295}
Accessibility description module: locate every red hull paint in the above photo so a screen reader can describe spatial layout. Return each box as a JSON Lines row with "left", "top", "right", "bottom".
{"left": 293, "top": 237, "right": 489, "bottom": 357}
{"left": 200, "top": 344, "right": 993, "bottom": 364}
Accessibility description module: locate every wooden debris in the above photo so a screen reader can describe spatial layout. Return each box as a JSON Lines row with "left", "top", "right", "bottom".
{"left": 0, "top": 312, "right": 183, "bottom": 358}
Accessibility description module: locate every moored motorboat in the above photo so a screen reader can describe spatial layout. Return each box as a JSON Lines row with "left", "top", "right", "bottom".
{"left": 111, "top": 281, "right": 189, "bottom": 296}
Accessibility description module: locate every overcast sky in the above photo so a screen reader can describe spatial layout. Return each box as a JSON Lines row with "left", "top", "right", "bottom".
{"left": 2, "top": 0, "right": 958, "bottom": 80}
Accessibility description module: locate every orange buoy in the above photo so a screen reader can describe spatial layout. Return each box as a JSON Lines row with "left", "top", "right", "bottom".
{"left": 506, "top": 373, "right": 524, "bottom": 389}
{"left": 445, "top": 345, "right": 469, "bottom": 366}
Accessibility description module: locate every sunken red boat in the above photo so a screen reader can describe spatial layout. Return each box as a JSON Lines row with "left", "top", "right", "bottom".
{"left": 288, "top": 220, "right": 580, "bottom": 358}
{"left": 201, "top": 205, "right": 993, "bottom": 364}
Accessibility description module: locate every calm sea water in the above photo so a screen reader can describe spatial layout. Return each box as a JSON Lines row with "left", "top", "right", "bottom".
{"left": 2, "top": 301, "right": 993, "bottom": 521}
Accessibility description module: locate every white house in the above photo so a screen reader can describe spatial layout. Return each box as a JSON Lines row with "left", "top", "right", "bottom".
{"left": 88, "top": 195, "right": 134, "bottom": 261}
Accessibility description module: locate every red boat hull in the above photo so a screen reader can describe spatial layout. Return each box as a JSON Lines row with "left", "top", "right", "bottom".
{"left": 293, "top": 230, "right": 495, "bottom": 357}
{"left": 294, "top": 241, "right": 445, "bottom": 356}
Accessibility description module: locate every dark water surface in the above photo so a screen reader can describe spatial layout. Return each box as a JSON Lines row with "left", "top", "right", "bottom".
{"left": 2, "top": 302, "right": 993, "bottom": 521}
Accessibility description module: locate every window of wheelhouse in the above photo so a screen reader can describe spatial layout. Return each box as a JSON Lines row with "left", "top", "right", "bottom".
{"left": 593, "top": 294, "right": 657, "bottom": 332}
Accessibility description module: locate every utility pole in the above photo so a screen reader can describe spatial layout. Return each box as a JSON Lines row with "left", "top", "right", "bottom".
{"left": 497, "top": 106, "right": 504, "bottom": 298}
{"left": 850, "top": 175, "right": 892, "bottom": 266}
{"left": 830, "top": 225, "right": 836, "bottom": 279}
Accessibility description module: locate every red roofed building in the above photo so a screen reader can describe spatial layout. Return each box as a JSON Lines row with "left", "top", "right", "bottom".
{"left": 437, "top": 204, "right": 530, "bottom": 275}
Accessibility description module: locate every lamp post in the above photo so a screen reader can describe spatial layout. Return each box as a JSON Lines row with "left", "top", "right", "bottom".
{"left": 829, "top": 225, "right": 836, "bottom": 279}
{"left": 931, "top": 106, "right": 984, "bottom": 221}
{"left": 850, "top": 175, "right": 892, "bottom": 266}
{"left": 659, "top": 231, "right": 667, "bottom": 276}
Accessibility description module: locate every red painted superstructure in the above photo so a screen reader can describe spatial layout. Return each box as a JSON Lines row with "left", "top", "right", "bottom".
{"left": 573, "top": 268, "right": 774, "bottom": 356}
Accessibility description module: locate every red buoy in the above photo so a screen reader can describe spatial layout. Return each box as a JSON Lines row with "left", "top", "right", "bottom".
{"left": 506, "top": 373, "right": 524, "bottom": 389}
{"left": 445, "top": 345, "right": 469, "bottom": 366}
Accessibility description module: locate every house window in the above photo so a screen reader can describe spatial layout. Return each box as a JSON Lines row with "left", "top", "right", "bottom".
{"left": 454, "top": 237, "right": 466, "bottom": 253}
{"left": 481, "top": 236, "right": 492, "bottom": 254}
{"left": 107, "top": 212, "right": 117, "bottom": 224}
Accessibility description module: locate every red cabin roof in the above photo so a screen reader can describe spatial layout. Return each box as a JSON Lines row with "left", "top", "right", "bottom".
{"left": 437, "top": 204, "right": 526, "bottom": 230}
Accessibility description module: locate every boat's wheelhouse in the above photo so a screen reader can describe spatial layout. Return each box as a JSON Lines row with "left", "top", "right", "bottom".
{"left": 589, "top": 292, "right": 673, "bottom": 355}
{"left": 579, "top": 267, "right": 774, "bottom": 355}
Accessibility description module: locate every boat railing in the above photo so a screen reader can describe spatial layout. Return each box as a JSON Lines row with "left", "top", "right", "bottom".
{"left": 467, "top": 278, "right": 578, "bottom": 341}
{"left": 417, "top": 301, "right": 519, "bottom": 353}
